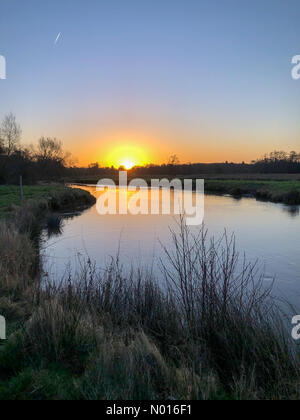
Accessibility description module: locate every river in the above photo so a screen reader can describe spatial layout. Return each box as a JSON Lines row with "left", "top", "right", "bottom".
{"left": 43, "top": 185, "right": 300, "bottom": 310}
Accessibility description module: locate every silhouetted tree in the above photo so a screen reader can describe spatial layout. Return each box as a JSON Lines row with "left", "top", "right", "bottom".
{"left": 36, "top": 137, "right": 69, "bottom": 164}
{"left": 168, "top": 155, "right": 180, "bottom": 165}
{"left": 34, "top": 137, "right": 71, "bottom": 179}
{"left": 0, "top": 113, "right": 21, "bottom": 157}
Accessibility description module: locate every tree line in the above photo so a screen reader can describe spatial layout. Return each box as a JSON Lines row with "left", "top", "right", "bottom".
{"left": 0, "top": 114, "right": 70, "bottom": 184}
{"left": 75, "top": 151, "right": 300, "bottom": 180}
{"left": 0, "top": 113, "right": 300, "bottom": 184}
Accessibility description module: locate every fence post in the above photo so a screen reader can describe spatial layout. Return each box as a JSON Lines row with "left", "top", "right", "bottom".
{"left": 20, "top": 175, "right": 23, "bottom": 201}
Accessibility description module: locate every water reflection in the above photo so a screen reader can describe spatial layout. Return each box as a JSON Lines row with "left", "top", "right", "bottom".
{"left": 281, "top": 205, "right": 300, "bottom": 218}
{"left": 43, "top": 186, "right": 300, "bottom": 309}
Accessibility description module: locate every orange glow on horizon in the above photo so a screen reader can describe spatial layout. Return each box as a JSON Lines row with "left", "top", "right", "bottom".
{"left": 104, "top": 144, "right": 150, "bottom": 169}
{"left": 65, "top": 129, "right": 276, "bottom": 167}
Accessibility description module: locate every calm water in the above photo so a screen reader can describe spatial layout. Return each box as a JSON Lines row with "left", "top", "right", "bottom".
{"left": 43, "top": 186, "right": 300, "bottom": 308}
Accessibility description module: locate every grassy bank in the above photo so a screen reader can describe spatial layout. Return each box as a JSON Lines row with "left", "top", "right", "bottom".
{"left": 0, "top": 201, "right": 299, "bottom": 399}
{"left": 0, "top": 185, "right": 96, "bottom": 368}
{"left": 0, "top": 185, "right": 96, "bottom": 219}
{"left": 204, "top": 180, "right": 300, "bottom": 205}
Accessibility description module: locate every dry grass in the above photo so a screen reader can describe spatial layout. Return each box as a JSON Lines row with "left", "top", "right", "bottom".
{"left": 0, "top": 214, "right": 300, "bottom": 400}
{"left": 0, "top": 222, "right": 36, "bottom": 337}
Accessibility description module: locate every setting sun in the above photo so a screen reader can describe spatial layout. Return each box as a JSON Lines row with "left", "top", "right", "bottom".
{"left": 104, "top": 144, "right": 149, "bottom": 169}
{"left": 122, "top": 160, "right": 135, "bottom": 170}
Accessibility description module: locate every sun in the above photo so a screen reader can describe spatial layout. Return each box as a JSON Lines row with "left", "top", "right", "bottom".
{"left": 105, "top": 145, "right": 149, "bottom": 169}
{"left": 122, "top": 160, "right": 135, "bottom": 170}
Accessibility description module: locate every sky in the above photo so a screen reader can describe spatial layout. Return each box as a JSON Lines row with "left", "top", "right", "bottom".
{"left": 0, "top": 0, "right": 300, "bottom": 166}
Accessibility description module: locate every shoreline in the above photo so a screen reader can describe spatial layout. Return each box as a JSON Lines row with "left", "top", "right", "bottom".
{"left": 0, "top": 184, "right": 96, "bottom": 219}
{"left": 69, "top": 177, "right": 300, "bottom": 206}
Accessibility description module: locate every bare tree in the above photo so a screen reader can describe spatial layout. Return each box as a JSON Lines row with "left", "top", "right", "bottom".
{"left": 289, "top": 151, "right": 300, "bottom": 163}
{"left": 0, "top": 113, "right": 21, "bottom": 156}
{"left": 168, "top": 154, "right": 180, "bottom": 166}
{"left": 36, "top": 137, "right": 70, "bottom": 165}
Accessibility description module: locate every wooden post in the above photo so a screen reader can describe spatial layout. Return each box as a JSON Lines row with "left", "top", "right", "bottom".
{"left": 20, "top": 175, "right": 23, "bottom": 201}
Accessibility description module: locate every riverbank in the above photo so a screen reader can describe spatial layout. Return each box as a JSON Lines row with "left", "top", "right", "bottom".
{"left": 70, "top": 175, "right": 300, "bottom": 206}
{"left": 1, "top": 187, "right": 300, "bottom": 399}
{"left": 204, "top": 179, "right": 300, "bottom": 205}
{"left": 0, "top": 185, "right": 96, "bottom": 219}
{"left": 0, "top": 184, "right": 97, "bottom": 392}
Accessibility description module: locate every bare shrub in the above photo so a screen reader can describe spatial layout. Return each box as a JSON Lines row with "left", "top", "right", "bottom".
{"left": 2, "top": 216, "right": 300, "bottom": 399}
{"left": 160, "top": 217, "right": 299, "bottom": 397}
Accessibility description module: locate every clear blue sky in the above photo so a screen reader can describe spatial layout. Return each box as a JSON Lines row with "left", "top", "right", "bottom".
{"left": 0, "top": 0, "right": 299, "bottom": 165}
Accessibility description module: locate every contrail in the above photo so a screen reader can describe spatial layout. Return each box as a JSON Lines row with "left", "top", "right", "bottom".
{"left": 54, "top": 32, "right": 61, "bottom": 45}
